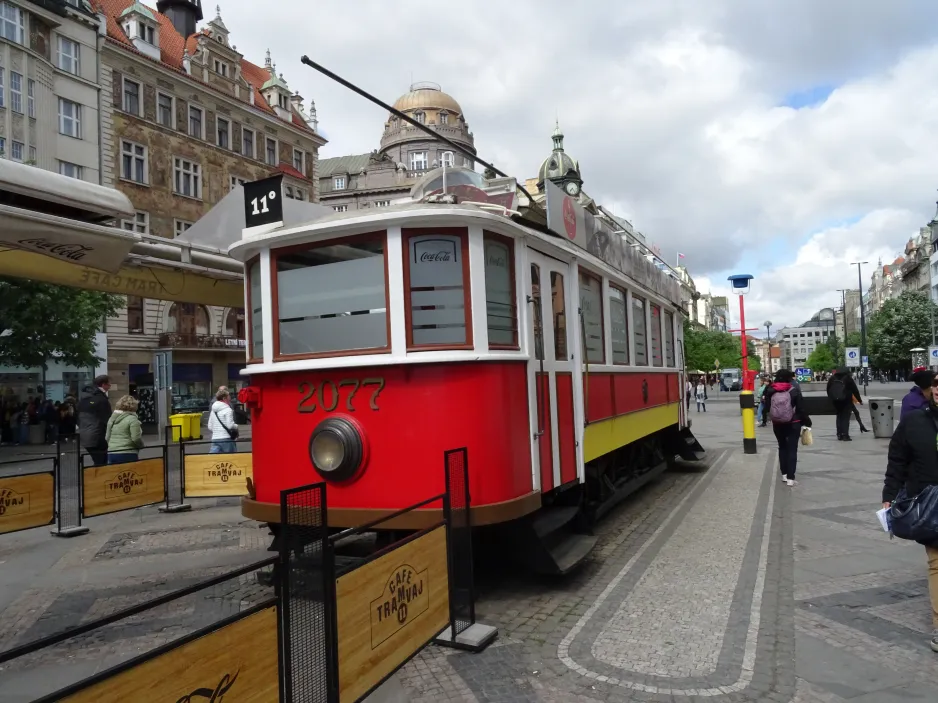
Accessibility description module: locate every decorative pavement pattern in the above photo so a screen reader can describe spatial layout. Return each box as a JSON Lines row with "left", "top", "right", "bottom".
{"left": 0, "top": 384, "right": 934, "bottom": 702}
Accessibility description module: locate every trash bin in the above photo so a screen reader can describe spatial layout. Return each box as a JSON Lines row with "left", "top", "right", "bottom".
{"left": 187, "top": 413, "right": 203, "bottom": 440}
{"left": 168, "top": 413, "right": 190, "bottom": 441}
{"left": 868, "top": 398, "right": 894, "bottom": 439}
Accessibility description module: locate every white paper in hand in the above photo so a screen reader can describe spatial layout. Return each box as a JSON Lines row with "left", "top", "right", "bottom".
{"left": 875, "top": 508, "right": 890, "bottom": 533}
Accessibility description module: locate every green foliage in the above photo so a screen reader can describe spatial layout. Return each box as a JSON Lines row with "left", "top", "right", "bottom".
{"left": 684, "top": 320, "right": 760, "bottom": 372}
{"left": 0, "top": 278, "right": 123, "bottom": 373}
{"left": 844, "top": 331, "right": 862, "bottom": 347}
{"left": 806, "top": 343, "right": 836, "bottom": 371}
{"left": 867, "top": 291, "right": 938, "bottom": 370}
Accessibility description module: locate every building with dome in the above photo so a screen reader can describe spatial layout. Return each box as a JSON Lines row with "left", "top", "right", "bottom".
{"left": 318, "top": 82, "right": 477, "bottom": 212}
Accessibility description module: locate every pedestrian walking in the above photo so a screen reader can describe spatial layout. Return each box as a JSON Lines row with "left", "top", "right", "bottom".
{"left": 685, "top": 379, "right": 693, "bottom": 411}
{"left": 695, "top": 380, "right": 706, "bottom": 412}
{"left": 78, "top": 375, "right": 112, "bottom": 466}
{"left": 882, "top": 400, "right": 938, "bottom": 654}
{"left": 756, "top": 376, "right": 768, "bottom": 426}
{"left": 208, "top": 387, "right": 238, "bottom": 454}
{"left": 827, "top": 369, "right": 862, "bottom": 441}
{"left": 900, "top": 368, "right": 937, "bottom": 422}
{"left": 105, "top": 396, "right": 144, "bottom": 465}
{"left": 763, "top": 369, "right": 812, "bottom": 487}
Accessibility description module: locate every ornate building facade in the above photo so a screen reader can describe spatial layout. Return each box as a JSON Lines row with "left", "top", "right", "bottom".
{"left": 318, "top": 81, "right": 476, "bottom": 211}
{"left": 96, "top": 0, "right": 325, "bottom": 405}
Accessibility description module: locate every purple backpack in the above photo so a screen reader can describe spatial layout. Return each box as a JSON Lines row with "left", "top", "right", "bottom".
{"left": 769, "top": 389, "right": 795, "bottom": 423}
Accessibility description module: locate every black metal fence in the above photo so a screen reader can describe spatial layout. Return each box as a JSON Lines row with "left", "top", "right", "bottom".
{"left": 444, "top": 447, "right": 475, "bottom": 637}
{"left": 279, "top": 482, "right": 335, "bottom": 703}
{"left": 52, "top": 435, "right": 86, "bottom": 537}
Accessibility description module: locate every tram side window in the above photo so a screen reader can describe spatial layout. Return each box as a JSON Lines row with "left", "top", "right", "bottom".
{"left": 664, "top": 311, "right": 675, "bottom": 366}
{"left": 578, "top": 271, "right": 603, "bottom": 363}
{"left": 404, "top": 231, "right": 470, "bottom": 347}
{"left": 551, "top": 272, "right": 567, "bottom": 360}
{"left": 483, "top": 234, "right": 517, "bottom": 347}
{"left": 531, "top": 264, "right": 544, "bottom": 360}
{"left": 609, "top": 286, "right": 629, "bottom": 364}
{"left": 650, "top": 303, "right": 664, "bottom": 367}
{"left": 275, "top": 236, "right": 388, "bottom": 357}
{"left": 248, "top": 259, "right": 263, "bottom": 359}
{"left": 632, "top": 295, "right": 648, "bottom": 366}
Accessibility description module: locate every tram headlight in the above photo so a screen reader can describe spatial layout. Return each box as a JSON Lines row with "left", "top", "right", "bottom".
{"left": 308, "top": 417, "right": 364, "bottom": 482}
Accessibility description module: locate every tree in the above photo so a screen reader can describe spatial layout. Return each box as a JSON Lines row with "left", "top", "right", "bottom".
{"left": 683, "top": 320, "right": 760, "bottom": 372}
{"left": 0, "top": 278, "right": 123, "bottom": 395}
{"left": 866, "top": 292, "right": 938, "bottom": 370}
{"left": 806, "top": 343, "right": 836, "bottom": 372}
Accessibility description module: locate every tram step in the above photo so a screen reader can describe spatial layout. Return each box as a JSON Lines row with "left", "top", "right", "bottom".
{"left": 542, "top": 532, "right": 598, "bottom": 575}
{"left": 531, "top": 506, "right": 579, "bottom": 538}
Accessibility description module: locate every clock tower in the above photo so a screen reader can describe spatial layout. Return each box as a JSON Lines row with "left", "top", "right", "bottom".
{"left": 536, "top": 121, "right": 583, "bottom": 196}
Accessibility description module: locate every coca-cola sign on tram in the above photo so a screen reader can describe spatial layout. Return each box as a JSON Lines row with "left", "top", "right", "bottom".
{"left": 412, "top": 238, "right": 457, "bottom": 265}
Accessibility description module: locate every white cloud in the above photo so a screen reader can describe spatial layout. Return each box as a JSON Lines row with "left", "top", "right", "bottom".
{"left": 213, "top": 0, "right": 938, "bottom": 319}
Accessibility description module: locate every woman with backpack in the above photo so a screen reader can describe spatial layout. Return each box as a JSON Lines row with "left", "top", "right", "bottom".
{"left": 763, "top": 369, "right": 812, "bottom": 487}
{"left": 827, "top": 369, "right": 862, "bottom": 441}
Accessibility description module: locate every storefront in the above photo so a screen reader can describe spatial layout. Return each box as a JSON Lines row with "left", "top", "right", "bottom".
{"left": 0, "top": 333, "right": 107, "bottom": 405}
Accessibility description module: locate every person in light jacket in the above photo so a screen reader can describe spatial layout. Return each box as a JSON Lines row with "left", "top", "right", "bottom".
{"left": 208, "top": 388, "right": 238, "bottom": 454}
{"left": 105, "top": 395, "right": 144, "bottom": 465}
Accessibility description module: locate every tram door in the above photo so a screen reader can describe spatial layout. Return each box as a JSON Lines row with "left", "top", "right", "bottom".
{"left": 528, "top": 250, "right": 578, "bottom": 494}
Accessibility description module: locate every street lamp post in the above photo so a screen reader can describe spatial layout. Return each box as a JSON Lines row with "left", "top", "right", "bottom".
{"left": 851, "top": 262, "right": 869, "bottom": 395}
{"left": 764, "top": 320, "right": 772, "bottom": 374}
{"left": 729, "top": 274, "right": 758, "bottom": 454}
{"left": 836, "top": 289, "right": 848, "bottom": 337}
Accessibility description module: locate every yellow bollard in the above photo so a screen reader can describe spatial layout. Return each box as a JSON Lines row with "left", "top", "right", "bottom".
{"left": 740, "top": 391, "right": 757, "bottom": 454}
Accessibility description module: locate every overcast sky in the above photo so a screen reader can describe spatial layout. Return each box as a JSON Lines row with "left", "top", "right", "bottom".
{"left": 218, "top": 0, "right": 938, "bottom": 333}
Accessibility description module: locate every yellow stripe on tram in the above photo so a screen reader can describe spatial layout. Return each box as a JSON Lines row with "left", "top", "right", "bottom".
{"left": 583, "top": 402, "right": 680, "bottom": 463}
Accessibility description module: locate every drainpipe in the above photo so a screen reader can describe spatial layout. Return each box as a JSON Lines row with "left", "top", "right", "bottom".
{"left": 96, "top": 13, "right": 106, "bottom": 185}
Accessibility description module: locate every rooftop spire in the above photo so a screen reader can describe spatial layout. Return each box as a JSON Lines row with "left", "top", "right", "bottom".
{"left": 552, "top": 119, "right": 564, "bottom": 152}
{"left": 265, "top": 49, "right": 271, "bottom": 69}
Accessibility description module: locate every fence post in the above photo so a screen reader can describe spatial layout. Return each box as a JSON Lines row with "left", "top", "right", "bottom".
{"left": 51, "top": 435, "right": 89, "bottom": 537}
{"left": 434, "top": 447, "right": 496, "bottom": 652}
{"left": 159, "top": 425, "right": 191, "bottom": 513}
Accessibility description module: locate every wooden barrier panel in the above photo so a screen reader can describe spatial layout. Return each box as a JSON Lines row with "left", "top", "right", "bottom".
{"left": 82, "top": 459, "right": 166, "bottom": 517}
{"left": 335, "top": 525, "right": 450, "bottom": 703}
{"left": 184, "top": 453, "right": 253, "bottom": 498}
{"left": 0, "top": 472, "right": 54, "bottom": 535}
{"left": 59, "top": 605, "right": 279, "bottom": 702}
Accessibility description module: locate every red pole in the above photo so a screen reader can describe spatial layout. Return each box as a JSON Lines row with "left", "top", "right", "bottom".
{"left": 739, "top": 294, "right": 751, "bottom": 391}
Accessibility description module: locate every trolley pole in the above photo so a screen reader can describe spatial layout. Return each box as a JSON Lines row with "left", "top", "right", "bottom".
{"left": 728, "top": 275, "right": 758, "bottom": 454}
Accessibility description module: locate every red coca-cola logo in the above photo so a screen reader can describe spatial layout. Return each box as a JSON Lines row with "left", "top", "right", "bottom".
{"left": 562, "top": 197, "right": 577, "bottom": 240}
{"left": 419, "top": 251, "right": 452, "bottom": 262}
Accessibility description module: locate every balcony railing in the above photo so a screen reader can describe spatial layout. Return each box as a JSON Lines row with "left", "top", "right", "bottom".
{"left": 159, "top": 333, "right": 246, "bottom": 350}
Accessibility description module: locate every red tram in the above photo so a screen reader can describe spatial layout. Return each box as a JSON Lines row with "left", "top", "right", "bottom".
{"left": 233, "top": 169, "right": 704, "bottom": 574}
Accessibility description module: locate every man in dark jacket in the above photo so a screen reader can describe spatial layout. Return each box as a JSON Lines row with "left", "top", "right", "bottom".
{"left": 827, "top": 369, "right": 862, "bottom": 441}
{"left": 883, "top": 403, "right": 938, "bottom": 653}
{"left": 900, "top": 368, "right": 937, "bottom": 421}
{"left": 78, "top": 375, "right": 112, "bottom": 466}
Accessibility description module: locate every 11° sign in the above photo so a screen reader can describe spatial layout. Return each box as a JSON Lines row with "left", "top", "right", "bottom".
{"left": 845, "top": 347, "right": 860, "bottom": 368}
{"left": 243, "top": 174, "right": 284, "bottom": 229}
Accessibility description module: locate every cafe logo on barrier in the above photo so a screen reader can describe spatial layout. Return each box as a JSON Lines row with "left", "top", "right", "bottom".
{"left": 370, "top": 563, "right": 429, "bottom": 648}
{"left": 105, "top": 470, "right": 146, "bottom": 498}
{"left": 0, "top": 488, "right": 28, "bottom": 517}
{"left": 175, "top": 670, "right": 239, "bottom": 703}
{"left": 205, "top": 461, "right": 243, "bottom": 484}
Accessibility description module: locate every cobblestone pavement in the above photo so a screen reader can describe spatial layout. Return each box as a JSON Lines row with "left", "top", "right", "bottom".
{"left": 397, "top": 391, "right": 938, "bottom": 702}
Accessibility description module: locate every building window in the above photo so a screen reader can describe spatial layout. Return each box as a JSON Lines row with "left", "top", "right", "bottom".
{"left": 284, "top": 185, "right": 292, "bottom": 199}
{"left": 333, "top": 205, "right": 348, "bottom": 212}
{"left": 28, "top": 145, "right": 35, "bottom": 162}
{"left": 650, "top": 304, "right": 663, "bottom": 367}
{"left": 551, "top": 271, "right": 567, "bottom": 360}
{"left": 274, "top": 235, "right": 389, "bottom": 357}
{"left": 157, "top": 93, "right": 173, "bottom": 127}
{"left": 293, "top": 188, "right": 305, "bottom": 200}
{"left": 664, "top": 311, "right": 675, "bottom": 366}
{"left": 168, "top": 303, "right": 209, "bottom": 335}
{"left": 121, "top": 140, "right": 148, "bottom": 183}
{"left": 404, "top": 230, "right": 471, "bottom": 348}
{"left": 0, "top": 69, "right": 4, "bottom": 108}
{"left": 265, "top": 137, "right": 277, "bottom": 166}
{"left": 137, "top": 22, "right": 155, "bottom": 44}
{"left": 333, "top": 176, "right": 345, "bottom": 190}
{"left": 26, "top": 78, "right": 33, "bottom": 117}
{"left": 224, "top": 308, "right": 245, "bottom": 338}
{"left": 609, "top": 286, "right": 629, "bottom": 364}
{"left": 0, "top": 137, "right": 4, "bottom": 156}
{"left": 216, "top": 116, "right": 229, "bottom": 149}
{"left": 0, "top": 2, "right": 24, "bottom": 44}
{"left": 483, "top": 233, "right": 517, "bottom": 347}
{"left": 229, "top": 175, "right": 246, "bottom": 190}
{"left": 414, "top": 111, "right": 425, "bottom": 124}
{"left": 59, "top": 161, "right": 83, "bottom": 179}
{"left": 10, "top": 141, "right": 23, "bottom": 162}
{"left": 293, "top": 148, "right": 305, "bottom": 174}
{"left": 632, "top": 295, "right": 648, "bottom": 365}
{"left": 10, "top": 71, "right": 21, "bottom": 113}
{"left": 242, "top": 127, "right": 254, "bottom": 158}
{"left": 188, "top": 105, "right": 203, "bottom": 138}
{"left": 213, "top": 59, "right": 228, "bottom": 76}
{"left": 122, "top": 211, "right": 149, "bottom": 233}
{"left": 248, "top": 259, "right": 263, "bottom": 359}
{"left": 57, "top": 36, "right": 80, "bottom": 75}
{"left": 58, "top": 99, "right": 81, "bottom": 138}
{"left": 410, "top": 151, "right": 427, "bottom": 171}
{"left": 174, "top": 219, "right": 193, "bottom": 237}
{"left": 440, "top": 112, "right": 449, "bottom": 125}
{"left": 374, "top": 200, "right": 391, "bottom": 208}
{"left": 127, "top": 295, "right": 144, "bottom": 334}
{"left": 441, "top": 151, "right": 454, "bottom": 167}
{"left": 173, "top": 158, "right": 201, "bottom": 199}
{"left": 123, "top": 78, "right": 140, "bottom": 114}
{"left": 579, "top": 271, "right": 604, "bottom": 363}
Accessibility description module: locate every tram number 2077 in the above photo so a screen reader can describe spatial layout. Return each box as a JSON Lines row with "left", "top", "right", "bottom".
{"left": 296, "top": 377, "right": 386, "bottom": 413}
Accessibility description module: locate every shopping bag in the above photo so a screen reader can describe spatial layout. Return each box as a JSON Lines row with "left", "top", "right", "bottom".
{"left": 800, "top": 427, "right": 813, "bottom": 446}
